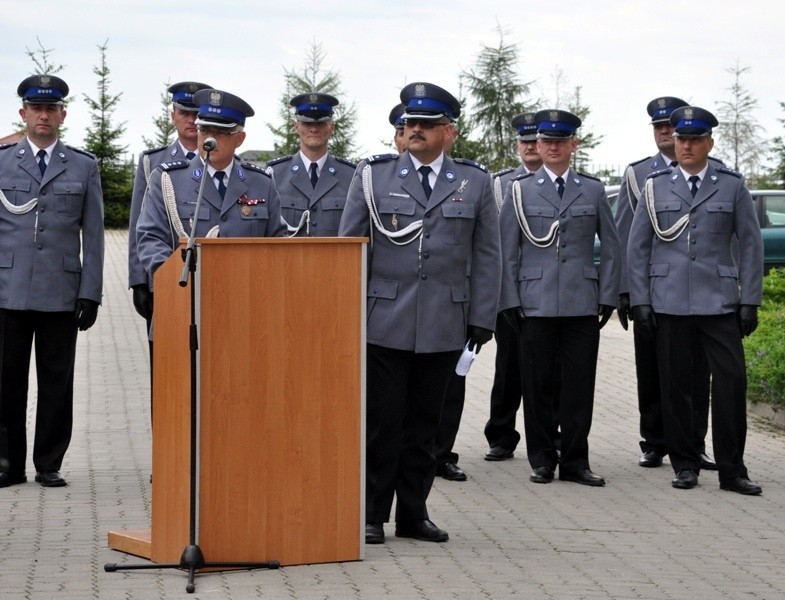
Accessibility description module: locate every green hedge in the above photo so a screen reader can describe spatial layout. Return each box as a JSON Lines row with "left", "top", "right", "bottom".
{"left": 744, "top": 268, "right": 785, "bottom": 408}
{"left": 104, "top": 201, "right": 130, "bottom": 229}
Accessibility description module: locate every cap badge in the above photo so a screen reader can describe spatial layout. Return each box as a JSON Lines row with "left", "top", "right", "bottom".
{"left": 208, "top": 91, "right": 222, "bottom": 106}
{"left": 657, "top": 98, "right": 667, "bottom": 109}
{"left": 40, "top": 75, "right": 51, "bottom": 87}
{"left": 309, "top": 93, "right": 318, "bottom": 103}
{"left": 187, "top": 83, "right": 198, "bottom": 92}
{"left": 414, "top": 84, "right": 426, "bottom": 98}
{"left": 549, "top": 110, "right": 559, "bottom": 121}
{"left": 684, "top": 108, "right": 694, "bottom": 119}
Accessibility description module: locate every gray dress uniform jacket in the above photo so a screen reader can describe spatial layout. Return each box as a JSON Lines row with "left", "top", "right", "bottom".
{"left": 0, "top": 139, "right": 104, "bottom": 310}
{"left": 128, "top": 141, "right": 190, "bottom": 288}
{"left": 269, "top": 153, "right": 356, "bottom": 237}
{"left": 136, "top": 156, "right": 286, "bottom": 280}
{"left": 499, "top": 167, "right": 620, "bottom": 316}
{"left": 627, "top": 165, "right": 763, "bottom": 314}
{"left": 338, "top": 151, "right": 501, "bottom": 354}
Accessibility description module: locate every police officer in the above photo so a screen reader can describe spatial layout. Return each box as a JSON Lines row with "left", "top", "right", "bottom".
{"left": 268, "top": 92, "right": 356, "bottom": 237}
{"left": 389, "top": 103, "right": 406, "bottom": 152}
{"left": 128, "top": 81, "right": 211, "bottom": 334}
{"left": 499, "top": 109, "right": 620, "bottom": 487}
{"left": 340, "top": 82, "right": 501, "bottom": 544}
{"left": 484, "top": 112, "right": 545, "bottom": 462}
{"left": 136, "top": 88, "right": 285, "bottom": 278}
{"left": 628, "top": 106, "right": 763, "bottom": 495}
{"left": 0, "top": 75, "right": 104, "bottom": 488}
{"left": 616, "top": 97, "right": 715, "bottom": 471}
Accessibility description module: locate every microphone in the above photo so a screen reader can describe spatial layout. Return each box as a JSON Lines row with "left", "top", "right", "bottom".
{"left": 202, "top": 137, "right": 217, "bottom": 152}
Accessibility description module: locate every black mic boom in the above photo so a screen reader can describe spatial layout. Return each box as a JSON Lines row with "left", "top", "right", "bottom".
{"left": 202, "top": 137, "right": 217, "bottom": 152}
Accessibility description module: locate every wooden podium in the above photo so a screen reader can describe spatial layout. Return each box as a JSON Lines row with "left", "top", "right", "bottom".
{"left": 109, "top": 237, "right": 366, "bottom": 566}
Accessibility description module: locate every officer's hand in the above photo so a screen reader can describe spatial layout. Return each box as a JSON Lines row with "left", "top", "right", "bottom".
{"left": 500, "top": 308, "right": 525, "bottom": 334}
{"left": 738, "top": 305, "right": 759, "bottom": 337}
{"left": 75, "top": 299, "right": 100, "bottom": 331}
{"left": 131, "top": 284, "right": 154, "bottom": 321}
{"left": 467, "top": 325, "right": 494, "bottom": 354}
{"left": 632, "top": 304, "right": 657, "bottom": 341}
{"left": 598, "top": 304, "right": 615, "bottom": 330}
{"left": 617, "top": 293, "right": 631, "bottom": 331}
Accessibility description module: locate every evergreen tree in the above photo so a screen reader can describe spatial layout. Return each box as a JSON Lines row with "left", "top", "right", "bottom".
{"left": 768, "top": 101, "right": 785, "bottom": 189}
{"left": 82, "top": 40, "right": 132, "bottom": 227}
{"left": 267, "top": 39, "right": 359, "bottom": 160}
{"left": 715, "top": 61, "right": 767, "bottom": 186}
{"left": 568, "top": 86, "right": 602, "bottom": 174}
{"left": 141, "top": 81, "right": 176, "bottom": 149}
{"left": 459, "top": 26, "right": 534, "bottom": 172}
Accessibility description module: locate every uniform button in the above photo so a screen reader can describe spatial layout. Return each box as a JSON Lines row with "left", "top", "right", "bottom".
{"left": 691, "top": 239, "right": 696, "bottom": 244}
{"left": 560, "top": 242, "right": 566, "bottom": 248}
{"left": 560, "top": 258, "right": 566, "bottom": 263}
{"left": 421, "top": 273, "right": 428, "bottom": 280}
{"left": 560, "top": 213, "right": 566, "bottom": 218}
{"left": 37, "top": 244, "right": 43, "bottom": 250}
{"left": 40, "top": 207, "right": 45, "bottom": 212}
{"left": 221, "top": 215, "right": 227, "bottom": 222}
{"left": 691, "top": 256, "right": 696, "bottom": 261}
{"left": 423, "top": 251, "right": 430, "bottom": 259}
{"left": 424, "top": 232, "right": 430, "bottom": 238}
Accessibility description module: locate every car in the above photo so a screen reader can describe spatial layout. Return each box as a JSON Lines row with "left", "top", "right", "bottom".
{"left": 594, "top": 188, "right": 785, "bottom": 274}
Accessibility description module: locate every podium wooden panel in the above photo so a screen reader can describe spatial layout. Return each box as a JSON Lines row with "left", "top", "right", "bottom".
{"left": 109, "top": 237, "right": 366, "bottom": 566}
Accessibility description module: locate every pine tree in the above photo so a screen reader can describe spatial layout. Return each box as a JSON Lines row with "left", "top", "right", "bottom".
{"left": 768, "top": 101, "right": 785, "bottom": 188}
{"left": 459, "top": 26, "right": 534, "bottom": 172}
{"left": 568, "top": 86, "right": 602, "bottom": 174}
{"left": 82, "top": 40, "right": 132, "bottom": 227}
{"left": 141, "top": 81, "right": 177, "bottom": 149}
{"left": 267, "top": 39, "right": 359, "bottom": 160}
{"left": 715, "top": 61, "right": 767, "bottom": 186}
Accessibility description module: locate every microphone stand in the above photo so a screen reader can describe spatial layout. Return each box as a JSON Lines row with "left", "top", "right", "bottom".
{"left": 105, "top": 145, "right": 280, "bottom": 593}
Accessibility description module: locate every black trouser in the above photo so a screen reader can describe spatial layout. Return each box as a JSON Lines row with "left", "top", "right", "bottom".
{"left": 635, "top": 321, "right": 710, "bottom": 455}
{"left": 365, "top": 344, "right": 460, "bottom": 524}
{"left": 0, "top": 309, "right": 78, "bottom": 476}
{"left": 656, "top": 314, "right": 748, "bottom": 482}
{"left": 434, "top": 371, "right": 465, "bottom": 466}
{"left": 519, "top": 316, "right": 598, "bottom": 472}
{"left": 484, "top": 313, "right": 523, "bottom": 451}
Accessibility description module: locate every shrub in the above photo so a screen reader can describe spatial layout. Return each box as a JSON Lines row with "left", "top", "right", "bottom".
{"left": 104, "top": 201, "right": 130, "bottom": 229}
{"left": 744, "top": 268, "right": 785, "bottom": 408}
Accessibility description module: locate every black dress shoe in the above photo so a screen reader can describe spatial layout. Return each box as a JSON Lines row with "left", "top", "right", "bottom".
{"left": 559, "top": 468, "right": 606, "bottom": 487}
{"left": 0, "top": 473, "right": 27, "bottom": 488}
{"left": 365, "top": 523, "right": 385, "bottom": 544}
{"left": 699, "top": 453, "right": 718, "bottom": 471}
{"left": 672, "top": 469, "right": 698, "bottom": 489}
{"left": 720, "top": 477, "right": 762, "bottom": 495}
{"left": 484, "top": 445, "right": 514, "bottom": 461}
{"left": 395, "top": 519, "right": 448, "bottom": 542}
{"left": 34, "top": 471, "right": 67, "bottom": 487}
{"left": 436, "top": 462, "right": 467, "bottom": 481}
{"left": 639, "top": 450, "right": 663, "bottom": 468}
{"left": 529, "top": 466, "right": 554, "bottom": 484}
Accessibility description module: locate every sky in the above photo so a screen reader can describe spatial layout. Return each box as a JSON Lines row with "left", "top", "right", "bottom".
{"left": 2, "top": 0, "right": 784, "bottom": 176}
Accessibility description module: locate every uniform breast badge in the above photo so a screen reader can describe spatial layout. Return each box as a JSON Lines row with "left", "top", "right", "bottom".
{"left": 457, "top": 179, "right": 469, "bottom": 193}
{"left": 238, "top": 194, "right": 264, "bottom": 216}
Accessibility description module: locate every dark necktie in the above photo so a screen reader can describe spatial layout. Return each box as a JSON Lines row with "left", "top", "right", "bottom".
{"left": 309, "top": 162, "right": 319, "bottom": 188}
{"left": 555, "top": 176, "right": 565, "bottom": 198}
{"left": 215, "top": 170, "right": 226, "bottom": 199}
{"left": 186, "top": 151, "right": 196, "bottom": 160}
{"left": 670, "top": 161, "right": 678, "bottom": 167}
{"left": 418, "top": 165, "right": 432, "bottom": 199}
{"left": 688, "top": 175, "right": 700, "bottom": 198}
{"left": 37, "top": 149, "right": 47, "bottom": 176}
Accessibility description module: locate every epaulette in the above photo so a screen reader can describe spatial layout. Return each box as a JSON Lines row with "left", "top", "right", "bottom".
{"left": 512, "top": 172, "right": 535, "bottom": 182}
{"left": 646, "top": 168, "right": 672, "bottom": 180}
{"left": 241, "top": 161, "right": 272, "bottom": 177}
{"left": 453, "top": 157, "right": 488, "bottom": 172}
{"left": 629, "top": 155, "right": 652, "bottom": 167}
{"left": 0, "top": 142, "right": 17, "bottom": 151}
{"left": 709, "top": 155, "right": 726, "bottom": 166}
{"left": 66, "top": 145, "right": 96, "bottom": 159}
{"left": 366, "top": 153, "right": 397, "bottom": 164}
{"left": 493, "top": 167, "right": 514, "bottom": 179}
{"left": 160, "top": 160, "right": 189, "bottom": 171}
{"left": 334, "top": 156, "right": 358, "bottom": 169}
{"left": 265, "top": 155, "right": 292, "bottom": 167}
{"left": 717, "top": 166, "right": 742, "bottom": 179}
{"left": 142, "top": 145, "right": 168, "bottom": 156}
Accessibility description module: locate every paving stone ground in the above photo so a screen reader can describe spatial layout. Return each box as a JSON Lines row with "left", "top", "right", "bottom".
{"left": 1, "top": 229, "right": 784, "bottom": 599}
